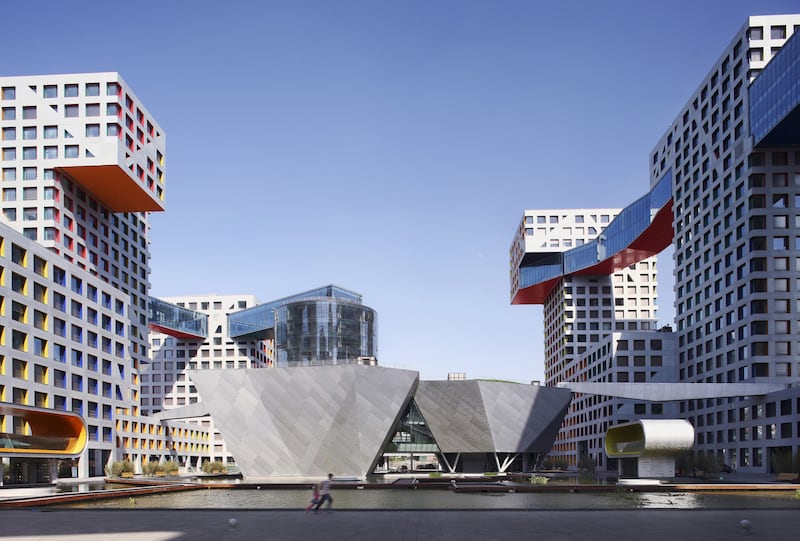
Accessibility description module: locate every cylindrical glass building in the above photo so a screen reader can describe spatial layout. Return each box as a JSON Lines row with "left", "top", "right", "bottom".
{"left": 274, "top": 294, "right": 377, "bottom": 366}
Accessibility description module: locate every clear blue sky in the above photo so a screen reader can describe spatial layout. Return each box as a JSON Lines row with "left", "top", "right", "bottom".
{"left": 4, "top": 1, "right": 798, "bottom": 382}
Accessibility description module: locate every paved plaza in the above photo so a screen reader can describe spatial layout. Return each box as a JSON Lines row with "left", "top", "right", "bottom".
{"left": 0, "top": 509, "right": 799, "bottom": 540}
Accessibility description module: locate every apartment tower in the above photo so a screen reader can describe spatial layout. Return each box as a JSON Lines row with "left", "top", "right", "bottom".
{"left": 648, "top": 15, "right": 800, "bottom": 471}
{"left": 0, "top": 73, "right": 211, "bottom": 479}
{"left": 512, "top": 14, "right": 800, "bottom": 473}
{"left": 510, "top": 210, "right": 676, "bottom": 469}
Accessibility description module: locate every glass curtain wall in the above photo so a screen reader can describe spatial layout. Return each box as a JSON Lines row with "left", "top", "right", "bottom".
{"left": 274, "top": 299, "right": 377, "bottom": 366}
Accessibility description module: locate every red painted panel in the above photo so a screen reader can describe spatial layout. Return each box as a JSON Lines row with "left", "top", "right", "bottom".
{"left": 148, "top": 323, "right": 205, "bottom": 340}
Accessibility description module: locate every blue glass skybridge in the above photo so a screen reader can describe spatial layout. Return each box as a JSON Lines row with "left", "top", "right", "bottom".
{"left": 512, "top": 171, "right": 673, "bottom": 305}
{"left": 147, "top": 297, "right": 208, "bottom": 340}
{"left": 750, "top": 29, "right": 800, "bottom": 147}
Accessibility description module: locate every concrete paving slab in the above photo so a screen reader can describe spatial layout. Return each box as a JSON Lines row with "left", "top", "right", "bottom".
{"left": 0, "top": 509, "right": 798, "bottom": 541}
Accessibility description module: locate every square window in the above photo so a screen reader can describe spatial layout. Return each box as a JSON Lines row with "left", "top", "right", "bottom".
{"left": 85, "top": 103, "right": 100, "bottom": 116}
{"left": 43, "top": 125, "right": 58, "bottom": 139}
{"left": 43, "top": 85, "right": 57, "bottom": 98}
{"left": 2, "top": 107, "right": 15, "bottom": 120}
{"left": 2, "top": 127, "right": 15, "bottom": 140}
{"left": 2, "top": 147, "right": 16, "bottom": 160}
{"left": 2, "top": 167, "right": 16, "bottom": 180}
{"left": 22, "top": 126, "right": 37, "bottom": 140}
{"left": 22, "top": 106, "right": 36, "bottom": 119}
{"left": 22, "top": 147, "right": 36, "bottom": 160}
{"left": 85, "top": 83, "right": 100, "bottom": 96}
{"left": 22, "top": 167, "right": 36, "bottom": 180}
{"left": 2, "top": 87, "right": 15, "bottom": 100}
{"left": 771, "top": 25, "right": 786, "bottom": 39}
{"left": 65, "top": 145, "right": 79, "bottom": 158}
{"left": 65, "top": 84, "right": 78, "bottom": 97}
{"left": 86, "top": 124, "right": 100, "bottom": 137}
{"left": 2, "top": 188, "right": 15, "bottom": 201}
{"left": 44, "top": 146, "right": 58, "bottom": 159}
{"left": 65, "top": 104, "right": 79, "bottom": 118}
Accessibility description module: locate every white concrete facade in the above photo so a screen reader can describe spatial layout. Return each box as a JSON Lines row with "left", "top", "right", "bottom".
{"left": 552, "top": 330, "right": 679, "bottom": 470}
{"left": 649, "top": 15, "right": 800, "bottom": 472}
{"left": 0, "top": 73, "right": 209, "bottom": 480}
{"left": 511, "top": 209, "right": 675, "bottom": 469}
{"left": 145, "top": 293, "right": 272, "bottom": 467}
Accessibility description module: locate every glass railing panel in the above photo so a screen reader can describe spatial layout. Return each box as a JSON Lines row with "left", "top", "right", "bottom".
{"left": 564, "top": 242, "right": 599, "bottom": 274}
{"left": 651, "top": 169, "right": 673, "bottom": 206}
{"left": 603, "top": 194, "right": 650, "bottom": 255}
{"left": 519, "top": 262, "right": 563, "bottom": 289}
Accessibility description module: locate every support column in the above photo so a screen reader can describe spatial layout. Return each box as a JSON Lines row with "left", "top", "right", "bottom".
{"left": 77, "top": 447, "right": 90, "bottom": 479}
{"left": 439, "top": 453, "right": 460, "bottom": 473}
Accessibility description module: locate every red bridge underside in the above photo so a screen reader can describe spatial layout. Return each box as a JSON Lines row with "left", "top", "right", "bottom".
{"left": 512, "top": 200, "right": 673, "bottom": 305}
{"left": 148, "top": 323, "right": 205, "bottom": 340}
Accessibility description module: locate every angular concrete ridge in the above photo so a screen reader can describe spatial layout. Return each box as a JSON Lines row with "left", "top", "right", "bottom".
{"left": 416, "top": 381, "right": 571, "bottom": 454}
{"left": 188, "top": 365, "right": 418, "bottom": 478}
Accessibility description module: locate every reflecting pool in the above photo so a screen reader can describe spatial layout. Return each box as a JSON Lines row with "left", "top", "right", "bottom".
{"left": 56, "top": 487, "right": 800, "bottom": 510}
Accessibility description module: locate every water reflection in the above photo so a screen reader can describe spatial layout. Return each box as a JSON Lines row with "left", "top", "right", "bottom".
{"left": 57, "top": 488, "right": 800, "bottom": 510}
{"left": 56, "top": 482, "right": 127, "bottom": 493}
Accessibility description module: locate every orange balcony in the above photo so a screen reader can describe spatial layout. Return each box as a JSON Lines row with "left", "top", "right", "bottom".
{"left": 58, "top": 164, "right": 164, "bottom": 213}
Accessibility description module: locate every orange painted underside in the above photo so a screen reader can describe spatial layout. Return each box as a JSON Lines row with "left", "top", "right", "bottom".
{"left": 57, "top": 165, "right": 164, "bottom": 212}
{"left": 148, "top": 323, "right": 205, "bottom": 340}
{"left": 512, "top": 200, "right": 674, "bottom": 305}
{"left": 0, "top": 403, "right": 87, "bottom": 456}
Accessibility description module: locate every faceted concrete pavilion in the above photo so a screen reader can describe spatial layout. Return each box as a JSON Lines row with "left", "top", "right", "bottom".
{"left": 415, "top": 380, "right": 571, "bottom": 473}
{"left": 181, "top": 365, "right": 572, "bottom": 478}
{"left": 187, "top": 365, "right": 416, "bottom": 478}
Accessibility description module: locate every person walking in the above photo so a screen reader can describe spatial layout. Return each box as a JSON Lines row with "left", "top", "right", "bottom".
{"left": 305, "top": 483, "right": 320, "bottom": 512}
{"left": 313, "top": 473, "right": 334, "bottom": 513}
